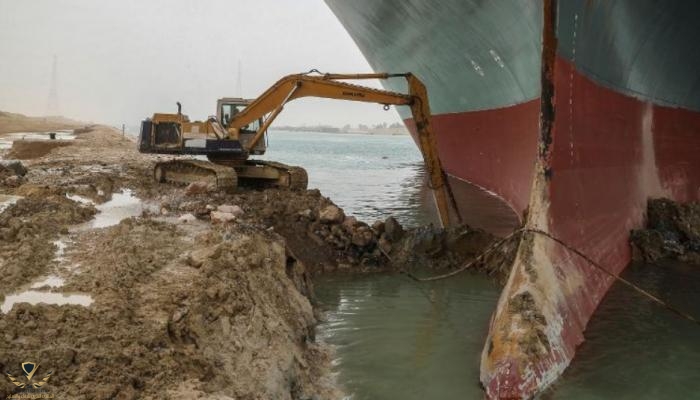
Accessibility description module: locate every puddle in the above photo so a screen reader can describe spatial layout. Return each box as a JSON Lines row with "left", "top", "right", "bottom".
{"left": 30, "top": 275, "right": 65, "bottom": 289}
{"left": 0, "top": 194, "right": 23, "bottom": 213}
{"left": 80, "top": 164, "right": 117, "bottom": 174}
{"left": 27, "top": 238, "right": 76, "bottom": 291}
{"left": 52, "top": 238, "right": 69, "bottom": 260}
{"left": 0, "top": 130, "right": 75, "bottom": 150}
{"left": 66, "top": 193, "right": 95, "bottom": 205}
{"left": 1, "top": 291, "right": 92, "bottom": 313}
{"left": 78, "top": 189, "right": 144, "bottom": 229}
{"left": 92, "top": 189, "right": 144, "bottom": 228}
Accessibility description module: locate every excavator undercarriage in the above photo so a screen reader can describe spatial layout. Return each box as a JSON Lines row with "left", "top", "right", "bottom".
{"left": 151, "top": 159, "right": 307, "bottom": 192}
{"left": 153, "top": 159, "right": 238, "bottom": 191}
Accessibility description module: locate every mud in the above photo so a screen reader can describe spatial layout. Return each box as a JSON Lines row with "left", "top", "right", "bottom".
{"left": 0, "top": 190, "right": 96, "bottom": 299}
{"left": 152, "top": 186, "right": 505, "bottom": 278}
{"left": 389, "top": 223, "right": 515, "bottom": 280}
{"left": 0, "top": 115, "right": 500, "bottom": 398}
{"left": 1, "top": 218, "right": 335, "bottom": 399}
{"left": 0, "top": 122, "right": 343, "bottom": 398}
{"left": 631, "top": 198, "right": 700, "bottom": 264}
{"left": 160, "top": 189, "right": 514, "bottom": 280}
{"left": 7, "top": 140, "right": 73, "bottom": 159}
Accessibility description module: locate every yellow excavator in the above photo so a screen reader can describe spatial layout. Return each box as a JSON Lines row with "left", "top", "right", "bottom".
{"left": 138, "top": 70, "right": 456, "bottom": 226}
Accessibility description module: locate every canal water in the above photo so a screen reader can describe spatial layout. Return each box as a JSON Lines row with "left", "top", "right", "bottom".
{"left": 315, "top": 272, "right": 499, "bottom": 399}
{"left": 265, "top": 130, "right": 700, "bottom": 399}
{"left": 260, "top": 130, "right": 435, "bottom": 227}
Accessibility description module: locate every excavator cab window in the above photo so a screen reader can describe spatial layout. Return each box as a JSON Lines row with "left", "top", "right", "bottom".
{"left": 219, "top": 103, "right": 238, "bottom": 128}
{"left": 219, "top": 103, "right": 261, "bottom": 133}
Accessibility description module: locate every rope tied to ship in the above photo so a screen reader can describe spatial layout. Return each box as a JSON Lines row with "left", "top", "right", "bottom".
{"left": 399, "top": 227, "right": 700, "bottom": 327}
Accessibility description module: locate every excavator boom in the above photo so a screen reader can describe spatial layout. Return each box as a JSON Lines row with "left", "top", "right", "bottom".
{"left": 228, "top": 71, "right": 457, "bottom": 227}
{"left": 228, "top": 73, "right": 412, "bottom": 135}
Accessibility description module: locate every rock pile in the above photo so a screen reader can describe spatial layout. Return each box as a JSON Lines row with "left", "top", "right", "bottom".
{"left": 151, "top": 186, "right": 504, "bottom": 276}
{"left": 631, "top": 198, "right": 700, "bottom": 264}
{"left": 160, "top": 191, "right": 409, "bottom": 270}
{"left": 308, "top": 207, "right": 405, "bottom": 267}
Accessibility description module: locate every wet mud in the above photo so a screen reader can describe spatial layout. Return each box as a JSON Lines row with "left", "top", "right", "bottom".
{"left": 0, "top": 190, "right": 96, "bottom": 299}
{"left": 2, "top": 218, "right": 335, "bottom": 399}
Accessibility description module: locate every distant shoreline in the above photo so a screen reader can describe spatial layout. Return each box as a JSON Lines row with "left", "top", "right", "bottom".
{"left": 0, "top": 111, "right": 84, "bottom": 134}
{"left": 270, "top": 126, "right": 409, "bottom": 136}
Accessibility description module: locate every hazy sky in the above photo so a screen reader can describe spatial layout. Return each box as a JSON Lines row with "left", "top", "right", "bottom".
{"left": 0, "top": 0, "right": 403, "bottom": 128}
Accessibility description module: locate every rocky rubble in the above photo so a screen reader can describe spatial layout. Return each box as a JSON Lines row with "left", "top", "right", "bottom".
{"left": 154, "top": 187, "right": 502, "bottom": 277}
{"left": 630, "top": 198, "right": 700, "bottom": 264}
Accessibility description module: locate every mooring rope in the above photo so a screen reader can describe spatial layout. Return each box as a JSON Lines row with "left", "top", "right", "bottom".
{"left": 400, "top": 227, "right": 700, "bottom": 326}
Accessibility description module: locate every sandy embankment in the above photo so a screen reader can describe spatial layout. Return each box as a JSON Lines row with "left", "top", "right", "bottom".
{"left": 0, "top": 111, "right": 83, "bottom": 134}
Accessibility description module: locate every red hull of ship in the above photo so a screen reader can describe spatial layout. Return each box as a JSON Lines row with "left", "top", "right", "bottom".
{"left": 480, "top": 56, "right": 700, "bottom": 399}
{"left": 405, "top": 100, "right": 540, "bottom": 236}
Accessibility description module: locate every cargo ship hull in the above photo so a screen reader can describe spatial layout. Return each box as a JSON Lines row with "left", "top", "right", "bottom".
{"left": 325, "top": 0, "right": 700, "bottom": 398}
{"left": 326, "top": 0, "right": 543, "bottom": 237}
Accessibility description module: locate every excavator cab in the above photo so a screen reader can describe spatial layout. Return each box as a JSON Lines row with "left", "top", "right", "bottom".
{"left": 216, "top": 98, "right": 266, "bottom": 155}
{"left": 138, "top": 99, "right": 266, "bottom": 158}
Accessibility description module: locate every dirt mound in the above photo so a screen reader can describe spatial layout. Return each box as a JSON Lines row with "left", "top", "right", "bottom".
{"left": 389, "top": 223, "right": 516, "bottom": 280}
{"left": 0, "top": 160, "right": 27, "bottom": 187}
{"left": 7, "top": 140, "right": 73, "bottom": 159}
{"left": 631, "top": 198, "right": 700, "bottom": 264}
{"left": 0, "top": 191, "right": 96, "bottom": 298}
{"left": 158, "top": 188, "right": 369, "bottom": 272}
{"left": 0, "top": 218, "right": 336, "bottom": 399}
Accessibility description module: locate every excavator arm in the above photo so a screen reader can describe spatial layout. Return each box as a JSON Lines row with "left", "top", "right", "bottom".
{"left": 230, "top": 71, "right": 458, "bottom": 227}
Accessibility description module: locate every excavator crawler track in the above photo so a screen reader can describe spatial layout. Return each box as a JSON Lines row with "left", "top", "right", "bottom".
{"left": 154, "top": 159, "right": 237, "bottom": 192}
{"left": 287, "top": 166, "right": 308, "bottom": 191}
{"left": 248, "top": 160, "right": 308, "bottom": 190}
